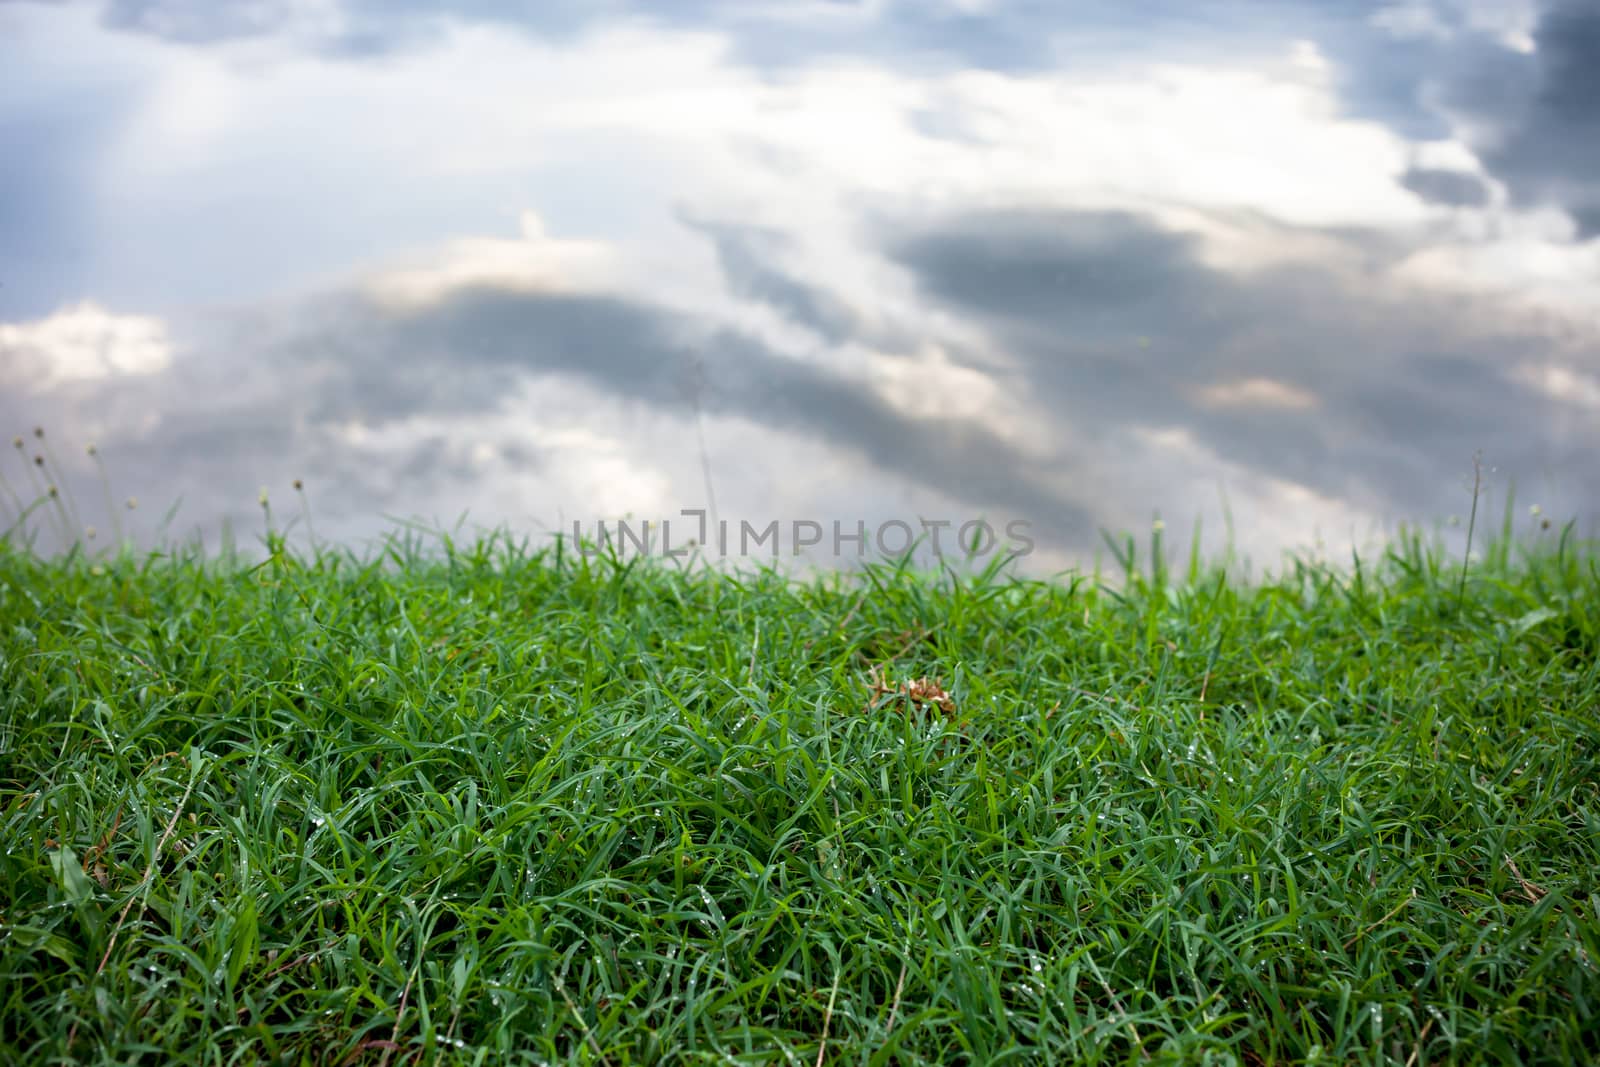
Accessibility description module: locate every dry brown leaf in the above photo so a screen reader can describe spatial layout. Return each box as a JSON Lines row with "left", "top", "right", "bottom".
{"left": 904, "top": 676, "right": 956, "bottom": 715}
{"left": 864, "top": 666, "right": 957, "bottom": 716}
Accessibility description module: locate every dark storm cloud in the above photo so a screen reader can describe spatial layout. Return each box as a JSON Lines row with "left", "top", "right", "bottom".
{"left": 1400, "top": 167, "right": 1491, "bottom": 208}
{"left": 688, "top": 220, "right": 862, "bottom": 346}
{"left": 1308, "top": 5, "right": 1523, "bottom": 141}
{"left": 1347, "top": 0, "right": 1600, "bottom": 240}
{"left": 888, "top": 207, "right": 1600, "bottom": 521}
{"left": 10, "top": 205, "right": 1595, "bottom": 560}
{"left": 5, "top": 280, "right": 1094, "bottom": 552}
{"left": 894, "top": 213, "right": 1214, "bottom": 347}
{"left": 1473, "top": 0, "right": 1600, "bottom": 237}
{"left": 361, "top": 287, "right": 1092, "bottom": 537}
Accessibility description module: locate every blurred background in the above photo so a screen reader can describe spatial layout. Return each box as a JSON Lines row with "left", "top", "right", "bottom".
{"left": 2, "top": 0, "right": 1596, "bottom": 570}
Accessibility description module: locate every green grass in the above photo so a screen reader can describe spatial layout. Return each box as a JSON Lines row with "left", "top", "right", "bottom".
{"left": 1, "top": 526, "right": 1597, "bottom": 1065}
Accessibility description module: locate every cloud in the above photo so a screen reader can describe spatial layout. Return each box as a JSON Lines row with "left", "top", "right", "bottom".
{"left": 1367, "top": 0, "right": 1600, "bottom": 239}
{"left": 687, "top": 219, "right": 863, "bottom": 345}
{"left": 1400, "top": 165, "right": 1491, "bottom": 206}
{"left": 8, "top": 0, "right": 1599, "bottom": 561}
{"left": 20, "top": 7, "right": 1436, "bottom": 316}
{"left": 887, "top": 206, "right": 1600, "bottom": 525}
{"left": 85, "top": 0, "right": 1412, "bottom": 81}
{"left": 88, "top": 0, "right": 836, "bottom": 59}
{"left": 363, "top": 211, "right": 622, "bottom": 310}
{"left": 4, "top": 272, "right": 1095, "bottom": 556}
{"left": 1474, "top": 0, "right": 1600, "bottom": 236}
{"left": 0, "top": 302, "right": 172, "bottom": 391}
{"left": 356, "top": 285, "right": 1094, "bottom": 539}
{"left": 99, "top": 0, "right": 312, "bottom": 43}
{"left": 1195, "top": 377, "right": 1319, "bottom": 411}
{"left": 1514, "top": 362, "right": 1600, "bottom": 413}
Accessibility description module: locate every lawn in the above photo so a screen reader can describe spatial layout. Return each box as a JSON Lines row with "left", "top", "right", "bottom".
{"left": 1, "top": 526, "right": 1597, "bottom": 1064}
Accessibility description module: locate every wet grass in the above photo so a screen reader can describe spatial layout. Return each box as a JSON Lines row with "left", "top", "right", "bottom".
{"left": 1, "top": 526, "right": 1597, "bottom": 1065}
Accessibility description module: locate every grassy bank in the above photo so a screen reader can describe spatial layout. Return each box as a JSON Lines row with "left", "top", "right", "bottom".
{"left": 1, "top": 529, "right": 1597, "bottom": 1065}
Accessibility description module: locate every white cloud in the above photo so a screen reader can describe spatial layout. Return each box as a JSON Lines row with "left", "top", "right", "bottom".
{"left": 75, "top": 16, "right": 1440, "bottom": 312}
{"left": 56, "top": 8, "right": 1591, "bottom": 363}
{"left": 1392, "top": 220, "right": 1600, "bottom": 326}
{"left": 867, "top": 343, "right": 1005, "bottom": 423}
{"left": 363, "top": 210, "right": 624, "bottom": 310}
{"left": 0, "top": 303, "right": 173, "bottom": 392}
{"left": 1124, "top": 425, "right": 1389, "bottom": 566}
{"left": 1410, "top": 138, "right": 1490, "bottom": 174}
{"left": 325, "top": 379, "right": 679, "bottom": 528}
{"left": 1196, "top": 377, "right": 1319, "bottom": 412}
{"left": 1513, "top": 362, "right": 1600, "bottom": 413}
